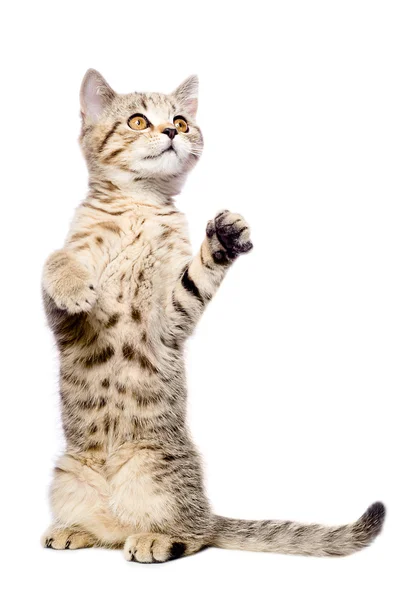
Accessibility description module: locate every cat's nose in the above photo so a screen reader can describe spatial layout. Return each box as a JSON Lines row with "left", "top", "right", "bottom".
{"left": 162, "top": 127, "right": 177, "bottom": 140}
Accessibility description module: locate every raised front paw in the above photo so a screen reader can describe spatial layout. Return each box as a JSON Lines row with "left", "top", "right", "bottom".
{"left": 42, "top": 250, "right": 97, "bottom": 314}
{"left": 206, "top": 210, "right": 253, "bottom": 261}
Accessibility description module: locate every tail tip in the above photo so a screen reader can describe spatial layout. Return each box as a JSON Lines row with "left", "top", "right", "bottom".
{"left": 363, "top": 501, "right": 386, "bottom": 529}
{"left": 354, "top": 501, "right": 386, "bottom": 546}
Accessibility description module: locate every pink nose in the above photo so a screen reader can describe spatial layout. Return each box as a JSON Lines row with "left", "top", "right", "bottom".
{"left": 162, "top": 127, "right": 177, "bottom": 140}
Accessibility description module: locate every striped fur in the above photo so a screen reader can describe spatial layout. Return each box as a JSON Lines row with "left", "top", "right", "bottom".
{"left": 41, "top": 70, "right": 385, "bottom": 562}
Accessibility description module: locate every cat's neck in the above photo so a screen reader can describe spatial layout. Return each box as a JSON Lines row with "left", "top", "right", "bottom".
{"left": 85, "top": 168, "right": 187, "bottom": 210}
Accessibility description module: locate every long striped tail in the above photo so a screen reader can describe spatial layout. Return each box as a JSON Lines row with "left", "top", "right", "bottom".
{"left": 212, "top": 502, "right": 385, "bottom": 557}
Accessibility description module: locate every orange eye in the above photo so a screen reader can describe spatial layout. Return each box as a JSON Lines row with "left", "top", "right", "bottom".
{"left": 174, "top": 116, "right": 189, "bottom": 133}
{"left": 128, "top": 114, "right": 149, "bottom": 130}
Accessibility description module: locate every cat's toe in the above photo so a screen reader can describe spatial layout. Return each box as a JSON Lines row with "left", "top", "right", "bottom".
{"left": 41, "top": 527, "right": 95, "bottom": 550}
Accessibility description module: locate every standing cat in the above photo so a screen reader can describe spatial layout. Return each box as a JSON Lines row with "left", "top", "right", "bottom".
{"left": 41, "top": 70, "right": 385, "bottom": 562}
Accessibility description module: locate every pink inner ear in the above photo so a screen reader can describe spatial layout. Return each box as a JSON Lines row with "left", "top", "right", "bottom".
{"left": 82, "top": 78, "right": 106, "bottom": 120}
{"left": 81, "top": 71, "right": 114, "bottom": 122}
{"left": 185, "top": 97, "right": 198, "bottom": 118}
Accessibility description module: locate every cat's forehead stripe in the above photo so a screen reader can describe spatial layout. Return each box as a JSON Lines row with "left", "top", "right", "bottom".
{"left": 127, "top": 92, "right": 176, "bottom": 110}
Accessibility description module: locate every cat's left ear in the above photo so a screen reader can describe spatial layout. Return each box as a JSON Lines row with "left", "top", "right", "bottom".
{"left": 172, "top": 75, "right": 198, "bottom": 118}
{"left": 80, "top": 69, "right": 116, "bottom": 122}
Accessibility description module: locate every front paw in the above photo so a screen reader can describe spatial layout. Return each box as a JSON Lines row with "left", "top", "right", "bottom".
{"left": 207, "top": 210, "right": 253, "bottom": 260}
{"left": 43, "top": 250, "right": 97, "bottom": 314}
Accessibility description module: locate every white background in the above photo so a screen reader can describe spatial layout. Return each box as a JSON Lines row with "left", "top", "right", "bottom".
{"left": 1, "top": 1, "right": 396, "bottom": 598}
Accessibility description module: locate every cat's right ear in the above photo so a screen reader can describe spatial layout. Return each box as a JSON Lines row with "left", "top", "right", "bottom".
{"left": 80, "top": 69, "right": 116, "bottom": 123}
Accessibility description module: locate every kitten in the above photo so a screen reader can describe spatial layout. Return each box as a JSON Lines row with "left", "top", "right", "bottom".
{"left": 41, "top": 70, "right": 385, "bottom": 562}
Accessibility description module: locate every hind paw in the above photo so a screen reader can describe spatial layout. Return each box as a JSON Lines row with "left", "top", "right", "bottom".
{"left": 123, "top": 533, "right": 187, "bottom": 563}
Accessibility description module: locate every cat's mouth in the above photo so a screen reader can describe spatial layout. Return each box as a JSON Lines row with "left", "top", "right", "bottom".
{"left": 143, "top": 145, "right": 176, "bottom": 160}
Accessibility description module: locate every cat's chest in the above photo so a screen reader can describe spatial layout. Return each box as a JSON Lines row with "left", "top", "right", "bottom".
{"left": 96, "top": 213, "right": 191, "bottom": 316}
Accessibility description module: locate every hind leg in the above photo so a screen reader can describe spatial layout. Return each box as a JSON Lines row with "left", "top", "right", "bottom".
{"left": 123, "top": 533, "right": 204, "bottom": 563}
{"left": 46, "top": 453, "right": 129, "bottom": 548}
{"left": 41, "top": 526, "right": 96, "bottom": 550}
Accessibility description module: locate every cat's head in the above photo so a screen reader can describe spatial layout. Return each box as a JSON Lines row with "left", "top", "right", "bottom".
{"left": 79, "top": 69, "right": 202, "bottom": 188}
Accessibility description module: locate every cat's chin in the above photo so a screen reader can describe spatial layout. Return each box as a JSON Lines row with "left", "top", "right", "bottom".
{"left": 135, "top": 149, "right": 185, "bottom": 178}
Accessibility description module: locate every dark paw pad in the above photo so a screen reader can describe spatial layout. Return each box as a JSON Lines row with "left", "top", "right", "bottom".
{"left": 169, "top": 542, "right": 186, "bottom": 560}
{"left": 212, "top": 249, "right": 229, "bottom": 265}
